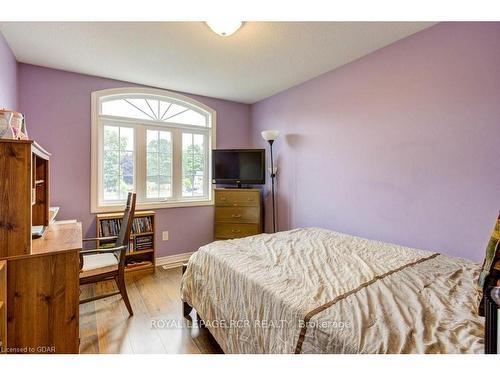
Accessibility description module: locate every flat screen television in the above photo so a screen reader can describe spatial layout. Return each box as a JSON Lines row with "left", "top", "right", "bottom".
{"left": 212, "top": 149, "right": 265, "bottom": 186}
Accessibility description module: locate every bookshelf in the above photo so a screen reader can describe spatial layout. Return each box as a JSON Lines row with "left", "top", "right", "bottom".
{"left": 96, "top": 210, "right": 156, "bottom": 274}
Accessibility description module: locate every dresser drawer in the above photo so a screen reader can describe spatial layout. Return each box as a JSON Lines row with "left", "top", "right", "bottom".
{"left": 215, "top": 190, "right": 260, "bottom": 207}
{"left": 215, "top": 207, "right": 260, "bottom": 224}
{"left": 215, "top": 223, "right": 260, "bottom": 239}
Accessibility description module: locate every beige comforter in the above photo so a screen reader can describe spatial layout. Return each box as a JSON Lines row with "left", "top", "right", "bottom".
{"left": 180, "top": 228, "right": 484, "bottom": 353}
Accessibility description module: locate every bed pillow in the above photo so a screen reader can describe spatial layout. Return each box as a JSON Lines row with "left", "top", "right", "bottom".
{"left": 477, "top": 212, "right": 500, "bottom": 316}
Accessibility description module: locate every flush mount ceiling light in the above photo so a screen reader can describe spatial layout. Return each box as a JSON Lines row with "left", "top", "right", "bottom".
{"left": 206, "top": 21, "right": 243, "bottom": 37}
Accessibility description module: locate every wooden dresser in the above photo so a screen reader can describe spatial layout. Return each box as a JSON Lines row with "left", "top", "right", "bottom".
{"left": 214, "top": 188, "right": 263, "bottom": 240}
{"left": 0, "top": 140, "right": 81, "bottom": 354}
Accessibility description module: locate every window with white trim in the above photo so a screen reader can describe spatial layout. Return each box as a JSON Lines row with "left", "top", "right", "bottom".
{"left": 91, "top": 88, "right": 216, "bottom": 212}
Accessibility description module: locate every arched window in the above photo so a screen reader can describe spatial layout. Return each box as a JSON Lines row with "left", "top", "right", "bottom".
{"left": 91, "top": 87, "right": 216, "bottom": 212}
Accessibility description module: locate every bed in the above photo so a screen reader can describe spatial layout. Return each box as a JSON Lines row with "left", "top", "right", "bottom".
{"left": 180, "top": 227, "right": 484, "bottom": 354}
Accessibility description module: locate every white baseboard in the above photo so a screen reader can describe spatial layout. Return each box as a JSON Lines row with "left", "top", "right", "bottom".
{"left": 156, "top": 251, "right": 194, "bottom": 269}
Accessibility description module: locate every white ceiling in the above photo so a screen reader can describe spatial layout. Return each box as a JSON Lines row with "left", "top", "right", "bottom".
{"left": 0, "top": 22, "right": 435, "bottom": 104}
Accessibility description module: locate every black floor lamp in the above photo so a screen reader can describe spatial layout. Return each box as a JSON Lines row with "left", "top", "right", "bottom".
{"left": 261, "top": 130, "right": 280, "bottom": 233}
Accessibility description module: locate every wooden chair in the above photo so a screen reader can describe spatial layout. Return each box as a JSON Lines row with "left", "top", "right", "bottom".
{"left": 79, "top": 192, "right": 136, "bottom": 315}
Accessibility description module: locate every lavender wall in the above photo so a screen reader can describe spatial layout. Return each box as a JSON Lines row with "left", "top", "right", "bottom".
{"left": 18, "top": 64, "right": 251, "bottom": 257}
{"left": 0, "top": 32, "right": 17, "bottom": 110}
{"left": 11, "top": 22, "right": 500, "bottom": 261}
{"left": 251, "top": 22, "right": 500, "bottom": 261}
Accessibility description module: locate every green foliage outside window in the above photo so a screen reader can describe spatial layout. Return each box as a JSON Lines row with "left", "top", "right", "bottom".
{"left": 182, "top": 144, "right": 204, "bottom": 193}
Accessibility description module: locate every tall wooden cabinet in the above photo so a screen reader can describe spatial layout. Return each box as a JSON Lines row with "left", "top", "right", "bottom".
{"left": 0, "top": 140, "right": 50, "bottom": 258}
{"left": 0, "top": 140, "right": 81, "bottom": 354}
{"left": 214, "top": 188, "right": 263, "bottom": 240}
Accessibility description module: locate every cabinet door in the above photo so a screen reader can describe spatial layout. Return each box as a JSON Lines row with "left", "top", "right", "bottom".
{"left": 0, "top": 142, "right": 31, "bottom": 258}
{"left": 7, "top": 252, "right": 80, "bottom": 353}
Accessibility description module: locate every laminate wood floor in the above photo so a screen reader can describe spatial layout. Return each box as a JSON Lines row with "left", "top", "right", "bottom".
{"left": 79, "top": 266, "right": 223, "bottom": 354}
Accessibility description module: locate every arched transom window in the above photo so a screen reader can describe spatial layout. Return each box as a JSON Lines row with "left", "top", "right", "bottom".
{"left": 91, "top": 88, "right": 216, "bottom": 212}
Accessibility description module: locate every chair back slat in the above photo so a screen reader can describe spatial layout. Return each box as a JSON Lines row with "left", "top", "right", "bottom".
{"left": 115, "top": 192, "right": 136, "bottom": 263}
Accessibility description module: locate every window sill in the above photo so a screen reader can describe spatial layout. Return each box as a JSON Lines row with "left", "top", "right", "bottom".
{"left": 91, "top": 199, "right": 214, "bottom": 213}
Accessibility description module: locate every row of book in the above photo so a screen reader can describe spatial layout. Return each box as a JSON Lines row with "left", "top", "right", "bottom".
{"left": 100, "top": 216, "right": 153, "bottom": 237}
{"left": 132, "top": 216, "right": 153, "bottom": 234}
{"left": 100, "top": 219, "right": 121, "bottom": 237}
{"left": 98, "top": 234, "right": 153, "bottom": 252}
{"left": 134, "top": 235, "right": 153, "bottom": 251}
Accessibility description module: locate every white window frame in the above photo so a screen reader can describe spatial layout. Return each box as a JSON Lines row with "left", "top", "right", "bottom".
{"left": 91, "top": 87, "right": 216, "bottom": 213}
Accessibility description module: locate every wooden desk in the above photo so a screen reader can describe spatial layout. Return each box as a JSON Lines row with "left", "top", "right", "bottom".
{"left": 2, "top": 222, "right": 81, "bottom": 354}
{"left": 31, "top": 222, "right": 82, "bottom": 257}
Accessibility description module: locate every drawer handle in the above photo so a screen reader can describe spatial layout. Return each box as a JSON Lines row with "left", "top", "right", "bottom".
{"left": 247, "top": 197, "right": 254, "bottom": 201}
{"left": 220, "top": 197, "right": 227, "bottom": 201}
{"left": 231, "top": 214, "right": 242, "bottom": 218}
{"left": 231, "top": 229, "right": 241, "bottom": 233}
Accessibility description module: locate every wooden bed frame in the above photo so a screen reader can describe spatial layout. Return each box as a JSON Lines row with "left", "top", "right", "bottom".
{"left": 485, "top": 287, "right": 499, "bottom": 354}
{"left": 182, "top": 262, "right": 194, "bottom": 317}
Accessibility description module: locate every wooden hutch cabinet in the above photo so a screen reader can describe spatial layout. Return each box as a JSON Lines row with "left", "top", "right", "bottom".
{"left": 0, "top": 139, "right": 81, "bottom": 354}
{"left": 0, "top": 140, "right": 50, "bottom": 258}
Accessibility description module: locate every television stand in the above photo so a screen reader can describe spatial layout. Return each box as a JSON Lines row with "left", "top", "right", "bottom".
{"left": 220, "top": 184, "right": 251, "bottom": 189}
{"left": 235, "top": 185, "right": 254, "bottom": 189}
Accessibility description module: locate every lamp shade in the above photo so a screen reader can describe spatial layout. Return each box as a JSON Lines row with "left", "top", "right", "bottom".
{"left": 261, "top": 130, "right": 280, "bottom": 142}
{"left": 206, "top": 21, "right": 242, "bottom": 37}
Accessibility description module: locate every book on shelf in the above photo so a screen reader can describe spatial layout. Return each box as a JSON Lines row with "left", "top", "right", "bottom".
{"left": 100, "top": 219, "right": 121, "bottom": 237}
{"left": 99, "top": 235, "right": 153, "bottom": 252}
{"left": 133, "top": 234, "right": 154, "bottom": 251}
{"left": 99, "top": 216, "right": 153, "bottom": 237}
{"left": 99, "top": 242, "right": 116, "bottom": 249}
{"left": 131, "top": 216, "right": 153, "bottom": 234}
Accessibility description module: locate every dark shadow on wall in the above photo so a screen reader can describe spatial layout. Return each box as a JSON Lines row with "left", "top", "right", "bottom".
{"left": 262, "top": 132, "right": 306, "bottom": 233}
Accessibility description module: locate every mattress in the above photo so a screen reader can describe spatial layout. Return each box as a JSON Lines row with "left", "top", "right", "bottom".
{"left": 180, "top": 227, "right": 484, "bottom": 353}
